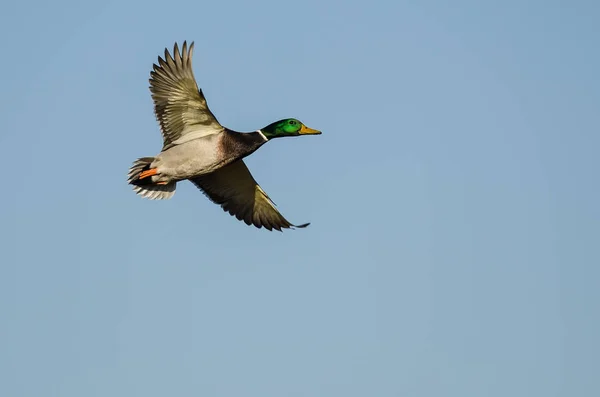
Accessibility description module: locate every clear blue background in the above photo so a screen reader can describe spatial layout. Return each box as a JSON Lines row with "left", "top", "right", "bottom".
{"left": 1, "top": 0, "right": 598, "bottom": 396}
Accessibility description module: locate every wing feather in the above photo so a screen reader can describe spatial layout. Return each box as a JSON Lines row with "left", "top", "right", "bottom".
{"left": 190, "top": 161, "right": 309, "bottom": 231}
{"left": 149, "top": 41, "right": 223, "bottom": 149}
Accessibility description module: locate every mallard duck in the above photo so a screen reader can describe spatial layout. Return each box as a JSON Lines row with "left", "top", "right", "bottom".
{"left": 127, "top": 41, "right": 321, "bottom": 231}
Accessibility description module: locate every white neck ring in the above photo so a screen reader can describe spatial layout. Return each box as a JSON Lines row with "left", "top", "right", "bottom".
{"left": 257, "top": 130, "right": 268, "bottom": 142}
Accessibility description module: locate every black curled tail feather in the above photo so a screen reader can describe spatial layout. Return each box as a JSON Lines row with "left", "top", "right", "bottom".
{"left": 128, "top": 157, "right": 154, "bottom": 186}
{"left": 127, "top": 157, "right": 176, "bottom": 200}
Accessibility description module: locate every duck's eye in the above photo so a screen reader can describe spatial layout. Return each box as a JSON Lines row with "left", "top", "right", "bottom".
{"left": 289, "top": 120, "right": 296, "bottom": 125}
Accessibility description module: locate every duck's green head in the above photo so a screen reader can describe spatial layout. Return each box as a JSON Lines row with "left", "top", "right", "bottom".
{"left": 260, "top": 118, "right": 321, "bottom": 140}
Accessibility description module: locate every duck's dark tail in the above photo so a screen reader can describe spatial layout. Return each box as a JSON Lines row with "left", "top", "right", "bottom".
{"left": 127, "top": 157, "right": 176, "bottom": 200}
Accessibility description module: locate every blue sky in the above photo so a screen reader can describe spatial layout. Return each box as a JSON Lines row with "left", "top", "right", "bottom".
{"left": 1, "top": 0, "right": 599, "bottom": 396}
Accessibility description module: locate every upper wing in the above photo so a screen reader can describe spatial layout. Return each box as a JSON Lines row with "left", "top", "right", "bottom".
{"left": 149, "top": 41, "right": 223, "bottom": 150}
{"left": 190, "top": 160, "right": 310, "bottom": 231}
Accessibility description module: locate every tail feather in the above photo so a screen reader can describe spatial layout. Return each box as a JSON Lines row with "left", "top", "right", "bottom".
{"left": 128, "top": 157, "right": 176, "bottom": 200}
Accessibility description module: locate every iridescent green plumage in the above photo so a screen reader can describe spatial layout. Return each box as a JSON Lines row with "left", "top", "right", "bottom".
{"left": 261, "top": 118, "right": 321, "bottom": 139}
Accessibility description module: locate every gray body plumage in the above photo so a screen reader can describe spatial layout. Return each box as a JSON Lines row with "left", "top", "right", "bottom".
{"left": 151, "top": 134, "right": 222, "bottom": 183}
{"left": 150, "top": 130, "right": 267, "bottom": 184}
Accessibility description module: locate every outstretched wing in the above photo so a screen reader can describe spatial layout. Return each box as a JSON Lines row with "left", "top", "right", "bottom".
{"left": 149, "top": 41, "right": 223, "bottom": 150}
{"left": 190, "top": 161, "right": 310, "bottom": 231}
